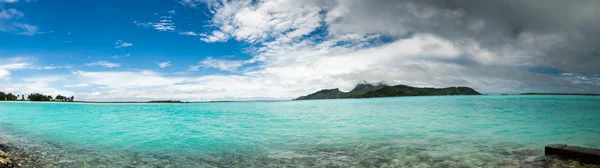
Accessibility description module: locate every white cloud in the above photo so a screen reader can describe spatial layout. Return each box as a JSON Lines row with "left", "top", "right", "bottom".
{"left": 134, "top": 10, "right": 177, "bottom": 32}
{"left": 13, "top": 23, "right": 38, "bottom": 36}
{"left": 0, "top": 62, "right": 30, "bottom": 69}
{"left": 179, "top": 0, "right": 200, "bottom": 7}
{"left": 29, "top": 65, "right": 72, "bottom": 70}
{"left": 0, "top": 8, "right": 38, "bottom": 35}
{"left": 0, "top": 62, "right": 30, "bottom": 79}
{"left": 0, "top": 59, "right": 72, "bottom": 79}
{"left": 110, "top": 53, "right": 131, "bottom": 59}
{"left": 200, "top": 30, "right": 228, "bottom": 42}
{"left": 189, "top": 57, "right": 245, "bottom": 72}
{"left": 0, "top": 57, "right": 72, "bottom": 79}
{"left": 558, "top": 73, "right": 600, "bottom": 87}
{"left": 134, "top": 20, "right": 176, "bottom": 31}
{"left": 59, "top": 70, "right": 294, "bottom": 101}
{"left": 0, "top": 69, "right": 10, "bottom": 78}
{"left": 179, "top": 31, "right": 199, "bottom": 36}
{"left": 85, "top": 61, "right": 121, "bottom": 68}
{"left": 115, "top": 40, "right": 133, "bottom": 48}
{"left": 200, "top": 0, "right": 322, "bottom": 43}
{"left": 158, "top": 61, "right": 172, "bottom": 68}
{"left": 0, "top": 0, "right": 19, "bottom": 3}
{"left": 63, "top": 83, "right": 91, "bottom": 88}
{"left": 0, "top": 76, "right": 74, "bottom": 96}
{"left": 0, "top": 9, "right": 24, "bottom": 19}
{"left": 74, "top": 70, "right": 186, "bottom": 89}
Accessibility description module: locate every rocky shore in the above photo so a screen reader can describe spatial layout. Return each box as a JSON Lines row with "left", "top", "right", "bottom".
{"left": 0, "top": 140, "right": 40, "bottom": 168}
{"left": 1, "top": 138, "right": 600, "bottom": 168}
{"left": 0, "top": 141, "right": 14, "bottom": 168}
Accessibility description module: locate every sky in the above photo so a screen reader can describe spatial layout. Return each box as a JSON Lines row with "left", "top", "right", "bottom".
{"left": 1, "top": 0, "right": 599, "bottom": 101}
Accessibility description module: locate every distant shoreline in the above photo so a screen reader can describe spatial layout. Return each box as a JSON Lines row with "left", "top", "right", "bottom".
{"left": 519, "top": 93, "right": 600, "bottom": 96}
{"left": 1, "top": 94, "right": 598, "bottom": 104}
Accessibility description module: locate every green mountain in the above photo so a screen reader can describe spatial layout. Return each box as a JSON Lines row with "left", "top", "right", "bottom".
{"left": 294, "top": 83, "right": 481, "bottom": 100}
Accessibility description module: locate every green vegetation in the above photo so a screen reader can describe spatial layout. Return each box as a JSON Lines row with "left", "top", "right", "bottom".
{"left": 295, "top": 82, "right": 481, "bottom": 100}
{"left": 0, "top": 91, "right": 74, "bottom": 102}
{"left": 0, "top": 92, "right": 20, "bottom": 101}
{"left": 55, "top": 95, "right": 75, "bottom": 102}
{"left": 27, "top": 93, "right": 54, "bottom": 101}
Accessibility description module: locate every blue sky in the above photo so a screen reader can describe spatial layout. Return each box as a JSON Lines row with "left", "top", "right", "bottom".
{"left": 1, "top": 0, "right": 599, "bottom": 101}
{"left": 1, "top": 0, "right": 250, "bottom": 74}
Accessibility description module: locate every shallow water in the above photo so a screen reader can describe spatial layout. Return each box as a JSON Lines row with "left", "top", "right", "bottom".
{"left": 0, "top": 95, "right": 599, "bottom": 167}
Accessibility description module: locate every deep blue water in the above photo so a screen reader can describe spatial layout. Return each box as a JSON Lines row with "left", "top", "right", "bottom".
{"left": 0, "top": 95, "right": 599, "bottom": 167}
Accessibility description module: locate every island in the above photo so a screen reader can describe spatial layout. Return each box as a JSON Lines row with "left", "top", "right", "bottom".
{"left": 0, "top": 92, "right": 75, "bottom": 102}
{"left": 294, "top": 82, "right": 481, "bottom": 100}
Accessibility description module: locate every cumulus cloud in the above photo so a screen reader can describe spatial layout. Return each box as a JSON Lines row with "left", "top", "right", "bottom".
{"left": 157, "top": 61, "right": 172, "bottom": 68}
{"left": 200, "top": 0, "right": 322, "bottom": 43}
{"left": 200, "top": 30, "right": 228, "bottom": 42}
{"left": 0, "top": 62, "right": 31, "bottom": 79}
{"left": 85, "top": 61, "right": 121, "bottom": 68}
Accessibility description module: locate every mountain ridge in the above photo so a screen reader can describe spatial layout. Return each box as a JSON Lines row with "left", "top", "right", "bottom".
{"left": 294, "top": 83, "right": 481, "bottom": 100}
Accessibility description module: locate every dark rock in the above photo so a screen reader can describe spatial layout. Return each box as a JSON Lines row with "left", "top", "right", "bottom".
{"left": 545, "top": 144, "right": 600, "bottom": 165}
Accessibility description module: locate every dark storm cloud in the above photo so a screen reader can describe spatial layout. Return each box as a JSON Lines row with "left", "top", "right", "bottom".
{"left": 419, "top": 0, "right": 600, "bottom": 73}
{"left": 329, "top": 0, "right": 600, "bottom": 73}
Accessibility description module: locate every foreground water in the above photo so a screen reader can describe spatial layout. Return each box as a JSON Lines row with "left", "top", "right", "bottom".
{"left": 0, "top": 95, "right": 599, "bottom": 167}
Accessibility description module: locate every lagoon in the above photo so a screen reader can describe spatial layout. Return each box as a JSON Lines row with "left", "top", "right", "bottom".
{"left": 1, "top": 95, "right": 599, "bottom": 167}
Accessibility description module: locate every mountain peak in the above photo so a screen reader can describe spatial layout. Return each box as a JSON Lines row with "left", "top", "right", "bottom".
{"left": 295, "top": 83, "right": 481, "bottom": 100}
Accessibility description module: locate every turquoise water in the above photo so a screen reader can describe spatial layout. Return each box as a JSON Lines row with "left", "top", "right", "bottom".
{"left": 0, "top": 95, "right": 599, "bottom": 167}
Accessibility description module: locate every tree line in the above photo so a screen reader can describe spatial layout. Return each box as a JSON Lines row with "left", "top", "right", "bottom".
{"left": 0, "top": 91, "right": 74, "bottom": 102}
